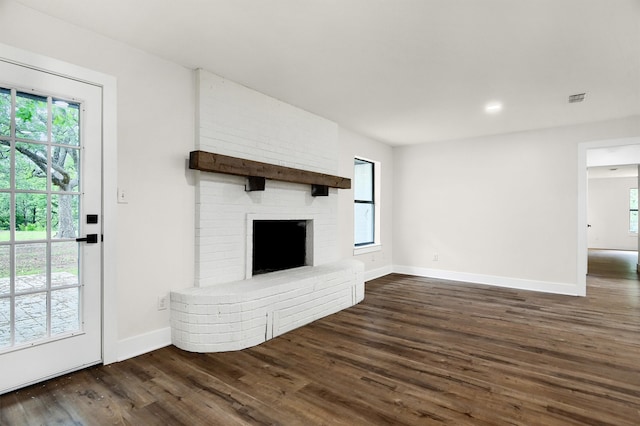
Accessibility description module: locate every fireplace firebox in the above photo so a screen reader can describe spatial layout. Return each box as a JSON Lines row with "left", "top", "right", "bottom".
{"left": 252, "top": 220, "right": 308, "bottom": 275}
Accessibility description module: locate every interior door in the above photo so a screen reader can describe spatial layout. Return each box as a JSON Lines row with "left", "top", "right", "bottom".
{"left": 0, "top": 59, "right": 102, "bottom": 394}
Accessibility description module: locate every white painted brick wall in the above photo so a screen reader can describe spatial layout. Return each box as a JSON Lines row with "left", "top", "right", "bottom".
{"left": 195, "top": 69, "right": 341, "bottom": 286}
{"left": 197, "top": 69, "right": 337, "bottom": 174}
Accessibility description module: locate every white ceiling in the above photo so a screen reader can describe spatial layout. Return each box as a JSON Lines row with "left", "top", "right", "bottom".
{"left": 13, "top": 0, "right": 640, "bottom": 146}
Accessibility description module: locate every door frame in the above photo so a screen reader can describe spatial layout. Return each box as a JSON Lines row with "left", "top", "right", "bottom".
{"left": 0, "top": 43, "right": 119, "bottom": 365}
{"left": 578, "top": 136, "right": 640, "bottom": 296}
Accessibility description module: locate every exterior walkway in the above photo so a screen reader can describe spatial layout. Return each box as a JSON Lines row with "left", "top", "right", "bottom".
{"left": 0, "top": 272, "right": 79, "bottom": 349}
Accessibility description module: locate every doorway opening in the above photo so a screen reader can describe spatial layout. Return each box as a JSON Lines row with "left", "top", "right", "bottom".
{"left": 586, "top": 164, "right": 639, "bottom": 280}
{"left": 580, "top": 138, "right": 640, "bottom": 294}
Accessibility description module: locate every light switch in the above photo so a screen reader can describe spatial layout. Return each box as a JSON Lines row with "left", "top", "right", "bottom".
{"left": 117, "top": 187, "right": 128, "bottom": 204}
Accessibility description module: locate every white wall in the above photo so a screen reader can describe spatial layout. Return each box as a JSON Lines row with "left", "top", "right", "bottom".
{"left": 338, "top": 128, "right": 394, "bottom": 280}
{"left": 0, "top": 1, "right": 195, "bottom": 358}
{"left": 393, "top": 116, "right": 640, "bottom": 295}
{"left": 588, "top": 176, "right": 638, "bottom": 250}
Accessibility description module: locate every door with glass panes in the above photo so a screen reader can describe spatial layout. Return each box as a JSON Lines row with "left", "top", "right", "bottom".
{"left": 0, "top": 59, "right": 102, "bottom": 394}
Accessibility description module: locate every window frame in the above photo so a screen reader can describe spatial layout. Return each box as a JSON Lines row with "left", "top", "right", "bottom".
{"left": 353, "top": 157, "right": 380, "bottom": 251}
{"left": 630, "top": 188, "right": 638, "bottom": 234}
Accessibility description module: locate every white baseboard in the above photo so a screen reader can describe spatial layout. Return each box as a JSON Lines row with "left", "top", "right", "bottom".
{"left": 115, "top": 327, "right": 172, "bottom": 363}
{"left": 393, "top": 265, "right": 583, "bottom": 296}
{"left": 364, "top": 265, "right": 394, "bottom": 282}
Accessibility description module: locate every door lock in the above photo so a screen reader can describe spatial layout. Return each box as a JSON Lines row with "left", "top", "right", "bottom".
{"left": 76, "top": 234, "right": 98, "bottom": 244}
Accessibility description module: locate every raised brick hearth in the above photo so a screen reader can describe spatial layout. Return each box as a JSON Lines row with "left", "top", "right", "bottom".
{"left": 171, "top": 260, "right": 364, "bottom": 352}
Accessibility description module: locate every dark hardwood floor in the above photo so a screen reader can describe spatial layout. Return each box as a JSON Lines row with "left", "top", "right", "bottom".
{"left": 588, "top": 248, "right": 639, "bottom": 280}
{"left": 1, "top": 259, "right": 639, "bottom": 425}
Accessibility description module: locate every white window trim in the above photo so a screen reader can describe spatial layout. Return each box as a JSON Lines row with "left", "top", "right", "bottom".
{"left": 354, "top": 243, "right": 382, "bottom": 255}
{"left": 353, "top": 156, "right": 381, "bottom": 254}
{"left": 630, "top": 187, "right": 638, "bottom": 235}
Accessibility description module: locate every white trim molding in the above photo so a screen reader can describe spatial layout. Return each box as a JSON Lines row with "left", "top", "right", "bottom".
{"left": 393, "top": 265, "right": 582, "bottom": 296}
{"left": 117, "top": 328, "right": 171, "bottom": 362}
{"left": 354, "top": 243, "right": 382, "bottom": 255}
{"left": 578, "top": 136, "right": 640, "bottom": 298}
{"left": 364, "top": 264, "right": 393, "bottom": 282}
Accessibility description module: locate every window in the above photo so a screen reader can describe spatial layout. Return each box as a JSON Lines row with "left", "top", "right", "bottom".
{"left": 630, "top": 188, "right": 638, "bottom": 233}
{"left": 354, "top": 158, "right": 375, "bottom": 246}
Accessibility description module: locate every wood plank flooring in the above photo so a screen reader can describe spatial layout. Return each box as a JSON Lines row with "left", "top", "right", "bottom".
{"left": 1, "top": 259, "right": 639, "bottom": 425}
{"left": 588, "top": 248, "right": 639, "bottom": 280}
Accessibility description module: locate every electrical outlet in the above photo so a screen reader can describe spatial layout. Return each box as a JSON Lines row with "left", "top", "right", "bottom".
{"left": 433, "top": 253, "right": 439, "bottom": 261}
{"left": 158, "top": 295, "right": 168, "bottom": 310}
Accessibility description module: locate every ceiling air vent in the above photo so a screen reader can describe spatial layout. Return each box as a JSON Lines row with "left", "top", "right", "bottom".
{"left": 568, "top": 93, "right": 586, "bottom": 103}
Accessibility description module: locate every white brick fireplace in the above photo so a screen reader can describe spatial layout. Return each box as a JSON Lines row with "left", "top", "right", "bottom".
{"left": 170, "top": 70, "right": 364, "bottom": 352}
{"left": 194, "top": 69, "right": 341, "bottom": 285}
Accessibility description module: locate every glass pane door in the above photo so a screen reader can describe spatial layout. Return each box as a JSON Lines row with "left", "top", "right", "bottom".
{"left": 0, "top": 55, "right": 102, "bottom": 396}
{"left": 0, "top": 89, "right": 82, "bottom": 350}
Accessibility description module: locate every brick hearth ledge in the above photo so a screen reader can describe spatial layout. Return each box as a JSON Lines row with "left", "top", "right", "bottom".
{"left": 170, "top": 259, "right": 365, "bottom": 352}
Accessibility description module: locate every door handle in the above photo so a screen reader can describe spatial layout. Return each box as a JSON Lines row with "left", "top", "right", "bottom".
{"left": 76, "top": 234, "right": 98, "bottom": 244}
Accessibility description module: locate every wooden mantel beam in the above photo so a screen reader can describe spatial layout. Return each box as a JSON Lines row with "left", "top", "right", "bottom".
{"left": 189, "top": 151, "right": 351, "bottom": 190}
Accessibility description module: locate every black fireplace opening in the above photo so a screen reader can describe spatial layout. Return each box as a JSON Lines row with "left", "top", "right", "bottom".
{"left": 252, "top": 220, "right": 307, "bottom": 275}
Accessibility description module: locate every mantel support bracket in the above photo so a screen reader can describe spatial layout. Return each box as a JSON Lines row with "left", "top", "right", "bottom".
{"left": 311, "top": 184, "right": 329, "bottom": 197}
{"left": 245, "top": 176, "right": 266, "bottom": 192}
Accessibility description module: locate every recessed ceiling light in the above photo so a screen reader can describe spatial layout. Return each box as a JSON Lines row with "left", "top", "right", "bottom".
{"left": 485, "top": 102, "right": 503, "bottom": 114}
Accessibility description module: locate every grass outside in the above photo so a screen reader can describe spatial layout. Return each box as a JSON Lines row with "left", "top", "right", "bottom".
{"left": 0, "top": 230, "right": 47, "bottom": 242}
{"left": 0, "top": 231, "right": 78, "bottom": 278}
